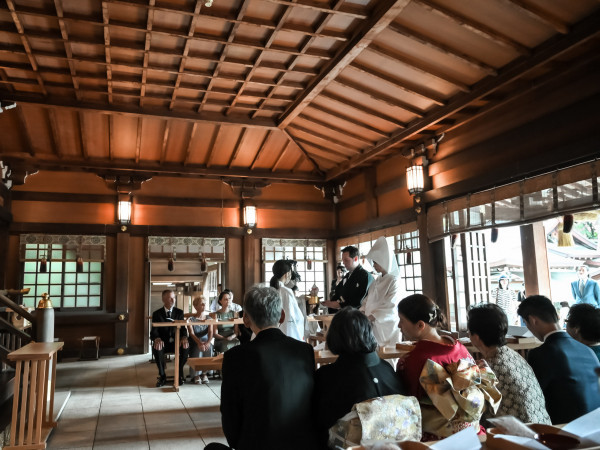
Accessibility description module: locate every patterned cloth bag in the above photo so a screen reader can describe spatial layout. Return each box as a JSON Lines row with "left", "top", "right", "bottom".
{"left": 328, "top": 394, "right": 422, "bottom": 448}
{"left": 419, "top": 358, "right": 501, "bottom": 438}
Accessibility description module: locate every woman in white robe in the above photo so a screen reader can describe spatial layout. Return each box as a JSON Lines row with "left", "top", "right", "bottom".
{"left": 360, "top": 237, "right": 402, "bottom": 349}
{"left": 270, "top": 259, "right": 305, "bottom": 341}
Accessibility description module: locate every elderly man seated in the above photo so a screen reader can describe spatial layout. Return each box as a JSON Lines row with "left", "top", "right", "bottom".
{"left": 150, "top": 289, "right": 189, "bottom": 387}
{"left": 205, "top": 285, "right": 317, "bottom": 450}
{"left": 518, "top": 295, "right": 600, "bottom": 424}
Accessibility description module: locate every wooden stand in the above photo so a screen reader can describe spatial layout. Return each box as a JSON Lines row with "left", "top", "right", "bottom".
{"left": 6, "top": 341, "right": 63, "bottom": 450}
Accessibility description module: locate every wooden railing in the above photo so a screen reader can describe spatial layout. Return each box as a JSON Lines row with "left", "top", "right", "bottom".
{"left": 5, "top": 342, "right": 63, "bottom": 450}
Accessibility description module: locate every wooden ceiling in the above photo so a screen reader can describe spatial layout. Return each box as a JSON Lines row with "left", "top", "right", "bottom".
{"left": 0, "top": 0, "right": 599, "bottom": 185}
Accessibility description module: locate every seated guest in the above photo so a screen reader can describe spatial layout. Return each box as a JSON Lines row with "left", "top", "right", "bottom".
{"left": 397, "top": 294, "right": 473, "bottom": 398}
{"left": 187, "top": 295, "right": 214, "bottom": 384}
{"left": 211, "top": 290, "right": 242, "bottom": 353}
{"left": 215, "top": 285, "right": 317, "bottom": 450}
{"left": 518, "top": 295, "right": 600, "bottom": 424}
{"left": 150, "top": 289, "right": 189, "bottom": 387}
{"left": 314, "top": 307, "right": 406, "bottom": 449}
{"left": 467, "top": 303, "right": 551, "bottom": 424}
{"left": 566, "top": 303, "right": 600, "bottom": 361}
{"left": 398, "top": 294, "right": 489, "bottom": 438}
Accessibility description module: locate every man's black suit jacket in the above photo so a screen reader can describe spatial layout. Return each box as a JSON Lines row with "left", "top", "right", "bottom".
{"left": 330, "top": 264, "right": 373, "bottom": 308}
{"left": 528, "top": 331, "right": 600, "bottom": 424}
{"left": 220, "top": 328, "right": 317, "bottom": 450}
{"left": 150, "top": 307, "right": 188, "bottom": 343}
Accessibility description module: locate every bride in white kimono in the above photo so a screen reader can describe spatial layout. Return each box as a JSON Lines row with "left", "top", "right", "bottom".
{"left": 360, "top": 236, "right": 403, "bottom": 351}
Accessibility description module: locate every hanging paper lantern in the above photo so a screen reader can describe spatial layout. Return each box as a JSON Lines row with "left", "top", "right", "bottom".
{"left": 200, "top": 257, "right": 207, "bottom": 273}
{"left": 76, "top": 256, "right": 84, "bottom": 273}
{"left": 168, "top": 257, "right": 174, "bottom": 272}
{"left": 307, "top": 259, "right": 312, "bottom": 270}
{"left": 406, "top": 252, "right": 412, "bottom": 265}
{"left": 39, "top": 257, "right": 47, "bottom": 273}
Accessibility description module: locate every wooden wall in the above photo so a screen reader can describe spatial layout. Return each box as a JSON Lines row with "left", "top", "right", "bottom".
{"left": 4, "top": 172, "right": 336, "bottom": 356}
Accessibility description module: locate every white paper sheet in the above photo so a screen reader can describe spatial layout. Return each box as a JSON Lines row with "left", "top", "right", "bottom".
{"left": 493, "top": 435, "right": 549, "bottom": 449}
{"left": 562, "top": 407, "right": 600, "bottom": 446}
{"left": 429, "top": 427, "right": 481, "bottom": 450}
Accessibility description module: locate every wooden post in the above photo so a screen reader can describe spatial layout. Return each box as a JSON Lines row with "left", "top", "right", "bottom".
{"left": 115, "top": 232, "right": 130, "bottom": 352}
{"left": 520, "top": 223, "right": 552, "bottom": 298}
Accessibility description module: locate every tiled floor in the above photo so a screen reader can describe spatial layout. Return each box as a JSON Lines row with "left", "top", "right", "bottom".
{"left": 47, "top": 354, "right": 227, "bottom": 450}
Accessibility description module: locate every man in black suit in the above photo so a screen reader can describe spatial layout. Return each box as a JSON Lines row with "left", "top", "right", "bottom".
{"left": 323, "top": 245, "right": 373, "bottom": 312}
{"left": 518, "top": 295, "right": 600, "bottom": 424}
{"left": 214, "top": 285, "right": 317, "bottom": 450}
{"left": 150, "top": 289, "right": 189, "bottom": 387}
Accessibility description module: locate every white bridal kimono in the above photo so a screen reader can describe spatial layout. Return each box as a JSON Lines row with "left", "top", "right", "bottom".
{"left": 277, "top": 281, "right": 305, "bottom": 341}
{"left": 360, "top": 237, "right": 402, "bottom": 348}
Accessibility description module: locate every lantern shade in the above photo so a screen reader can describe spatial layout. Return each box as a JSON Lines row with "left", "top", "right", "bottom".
{"left": 118, "top": 194, "right": 132, "bottom": 224}
{"left": 406, "top": 164, "right": 424, "bottom": 195}
{"left": 243, "top": 205, "right": 257, "bottom": 228}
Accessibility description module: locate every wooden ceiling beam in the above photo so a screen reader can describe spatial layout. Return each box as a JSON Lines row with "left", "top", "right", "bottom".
{"left": 134, "top": 117, "right": 142, "bottom": 163}
{"left": 0, "top": 92, "right": 279, "bottom": 128}
{"left": 169, "top": 0, "right": 202, "bottom": 110}
{"left": 78, "top": 111, "right": 89, "bottom": 160}
{"left": 298, "top": 113, "right": 374, "bottom": 146}
{"left": 278, "top": 0, "right": 412, "bottom": 128}
{"left": 416, "top": 0, "right": 530, "bottom": 55}
{"left": 0, "top": 5, "right": 332, "bottom": 60}
{"left": 287, "top": 124, "right": 362, "bottom": 155}
{"left": 15, "top": 105, "right": 35, "bottom": 157}
{"left": 306, "top": 103, "right": 389, "bottom": 138}
{"left": 228, "top": 128, "right": 248, "bottom": 168}
{"left": 53, "top": 0, "right": 80, "bottom": 101}
{"left": 250, "top": 130, "right": 273, "bottom": 170}
{"left": 101, "top": 2, "right": 113, "bottom": 104}
{"left": 4, "top": 0, "right": 47, "bottom": 96}
{"left": 205, "top": 125, "right": 222, "bottom": 168}
{"left": 1, "top": 157, "right": 325, "bottom": 183}
{"left": 159, "top": 121, "right": 171, "bottom": 164}
{"left": 367, "top": 43, "right": 470, "bottom": 93}
{"left": 349, "top": 61, "right": 447, "bottom": 105}
{"left": 250, "top": 0, "right": 343, "bottom": 119}
{"left": 499, "top": 0, "right": 569, "bottom": 34}
{"left": 282, "top": 130, "right": 325, "bottom": 174}
{"left": 264, "top": 0, "right": 368, "bottom": 19}
{"left": 108, "top": 115, "right": 114, "bottom": 160}
{"left": 333, "top": 77, "right": 424, "bottom": 117}
{"left": 289, "top": 134, "right": 354, "bottom": 160}
{"left": 183, "top": 122, "right": 199, "bottom": 166}
{"left": 106, "top": 0, "right": 349, "bottom": 40}
{"left": 288, "top": 137, "right": 348, "bottom": 164}
{"left": 226, "top": 4, "right": 294, "bottom": 114}
{"left": 272, "top": 141, "right": 291, "bottom": 172}
{"left": 198, "top": 0, "right": 250, "bottom": 113}
{"left": 46, "top": 110, "right": 61, "bottom": 158}
{"left": 320, "top": 91, "right": 407, "bottom": 129}
{"left": 139, "top": 0, "right": 155, "bottom": 107}
{"left": 388, "top": 23, "right": 498, "bottom": 76}
{"left": 325, "top": 10, "right": 600, "bottom": 181}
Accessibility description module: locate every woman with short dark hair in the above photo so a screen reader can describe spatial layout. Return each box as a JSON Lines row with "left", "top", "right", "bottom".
{"left": 313, "top": 307, "right": 405, "bottom": 449}
{"left": 467, "top": 303, "right": 551, "bottom": 424}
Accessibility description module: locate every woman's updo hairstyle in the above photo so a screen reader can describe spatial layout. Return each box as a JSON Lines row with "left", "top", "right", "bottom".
{"left": 398, "top": 294, "right": 446, "bottom": 328}
{"left": 270, "top": 259, "right": 292, "bottom": 289}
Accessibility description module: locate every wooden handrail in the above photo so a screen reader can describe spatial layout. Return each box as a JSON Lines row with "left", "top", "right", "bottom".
{"left": 0, "top": 293, "right": 35, "bottom": 323}
{"left": 6, "top": 342, "right": 63, "bottom": 450}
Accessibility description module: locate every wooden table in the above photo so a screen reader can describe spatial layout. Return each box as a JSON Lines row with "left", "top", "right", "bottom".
{"left": 6, "top": 341, "right": 63, "bottom": 450}
{"left": 152, "top": 318, "right": 242, "bottom": 391}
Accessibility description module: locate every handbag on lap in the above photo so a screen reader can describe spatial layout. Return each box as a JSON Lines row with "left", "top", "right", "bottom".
{"left": 327, "top": 394, "right": 422, "bottom": 449}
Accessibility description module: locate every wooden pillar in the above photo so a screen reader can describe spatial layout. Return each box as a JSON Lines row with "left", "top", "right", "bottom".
{"left": 115, "top": 232, "right": 130, "bottom": 352}
{"left": 243, "top": 233, "right": 256, "bottom": 292}
{"left": 417, "top": 212, "right": 437, "bottom": 301}
{"left": 520, "top": 223, "right": 551, "bottom": 298}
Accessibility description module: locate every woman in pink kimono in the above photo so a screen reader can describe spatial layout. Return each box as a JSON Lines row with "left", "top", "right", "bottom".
{"left": 360, "top": 236, "right": 402, "bottom": 350}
